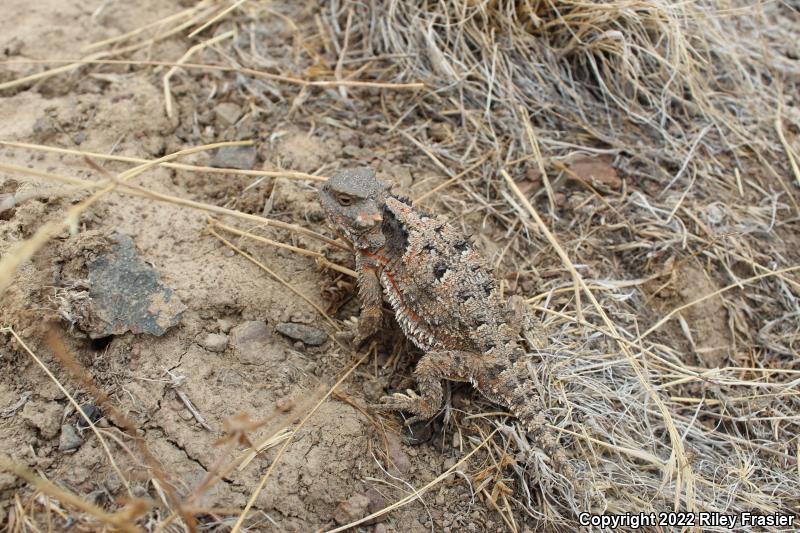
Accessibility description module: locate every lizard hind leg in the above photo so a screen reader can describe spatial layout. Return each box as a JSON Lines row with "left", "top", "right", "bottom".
{"left": 374, "top": 350, "right": 482, "bottom": 426}
{"left": 506, "top": 295, "right": 547, "bottom": 351}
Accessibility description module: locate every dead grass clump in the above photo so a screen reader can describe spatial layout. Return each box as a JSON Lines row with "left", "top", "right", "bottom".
{"left": 317, "top": 0, "right": 800, "bottom": 529}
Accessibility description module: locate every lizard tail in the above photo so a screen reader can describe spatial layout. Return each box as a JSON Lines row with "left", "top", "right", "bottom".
{"left": 511, "top": 399, "right": 584, "bottom": 495}
{"left": 494, "top": 365, "right": 594, "bottom": 503}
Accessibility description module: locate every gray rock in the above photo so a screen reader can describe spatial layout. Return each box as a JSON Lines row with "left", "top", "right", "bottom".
{"left": 211, "top": 145, "right": 257, "bottom": 170}
{"left": 59, "top": 424, "right": 82, "bottom": 452}
{"left": 76, "top": 403, "right": 102, "bottom": 429}
{"left": 202, "top": 333, "right": 228, "bottom": 352}
{"left": 275, "top": 322, "right": 327, "bottom": 346}
{"left": 62, "top": 232, "right": 186, "bottom": 338}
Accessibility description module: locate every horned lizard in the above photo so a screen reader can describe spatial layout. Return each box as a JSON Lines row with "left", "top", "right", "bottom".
{"left": 319, "top": 168, "right": 592, "bottom": 501}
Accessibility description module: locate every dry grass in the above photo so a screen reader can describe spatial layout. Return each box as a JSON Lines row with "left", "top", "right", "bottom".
{"left": 1, "top": 0, "right": 799, "bottom": 531}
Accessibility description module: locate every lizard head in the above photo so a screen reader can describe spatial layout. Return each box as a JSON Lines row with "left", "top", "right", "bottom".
{"left": 319, "top": 168, "right": 392, "bottom": 250}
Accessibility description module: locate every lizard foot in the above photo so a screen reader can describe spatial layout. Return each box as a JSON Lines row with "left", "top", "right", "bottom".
{"left": 334, "top": 314, "right": 380, "bottom": 348}
{"left": 373, "top": 390, "right": 436, "bottom": 426}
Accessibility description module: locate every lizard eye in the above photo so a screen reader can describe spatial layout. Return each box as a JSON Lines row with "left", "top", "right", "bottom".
{"left": 337, "top": 194, "right": 353, "bottom": 206}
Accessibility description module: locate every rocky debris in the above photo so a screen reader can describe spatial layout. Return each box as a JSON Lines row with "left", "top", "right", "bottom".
{"left": 211, "top": 145, "right": 257, "bottom": 170}
{"left": 202, "top": 333, "right": 228, "bottom": 352}
{"left": 58, "top": 424, "right": 82, "bottom": 452}
{"left": 333, "top": 493, "right": 370, "bottom": 525}
{"left": 76, "top": 403, "right": 101, "bottom": 429}
{"left": 229, "top": 320, "right": 273, "bottom": 364}
{"left": 275, "top": 322, "right": 327, "bottom": 346}
{"left": 57, "top": 232, "right": 185, "bottom": 338}
{"left": 20, "top": 401, "right": 61, "bottom": 439}
{"left": 214, "top": 102, "right": 243, "bottom": 127}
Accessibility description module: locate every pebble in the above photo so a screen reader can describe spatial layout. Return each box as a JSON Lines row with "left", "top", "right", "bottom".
{"left": 59, "top": 424, "right": 82, "bottom": 452}
{"left": 214, "top": 102, "right": 242, "bottom": 127}
{"left": 229, "top": 321, "right": 272, "bottom": 364}
{"left": 202, "top": 333, "right": 229, "bottom": 352}
{"left": 385, "top": 431, "right": 411, "bottom": 475}
{"left": 211, "top": 145, "right": 257, "bottom": 170}
{"left": 333, "top": 493, "right": 370, "bottom": 525}
{"left": 217, "top": 318, "right": 235, "bottom": 333}
{"left": 77, "top": 403, "right": 102, "bottom": 429}
{"left": 275, "top": 322, "right": 327, "bottom": 346}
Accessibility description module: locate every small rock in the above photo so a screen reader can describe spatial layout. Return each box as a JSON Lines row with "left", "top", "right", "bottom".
{"left": 229, "top": 321, "right": 273, "bottom": 364}
{"left": 275, "top": 322, "right": 327, "bottom": 346}
{"left": 202, "top": 333, "right": 228, "bottom": 352}
{"left": 59, "top": 424, "right": 82, "bottom": 452}
{"left": 333, "top": 494, "right": 370, "bottom": 525}
{"left": 76, "top": 403, "right": 102, "bottom": 429}
{"left": 217, "top": 318, "right": 235, "bottom": 333}
{"left": 21, "top": 401, "right": 62, "bottom": 439}
{"left": 211, "top": 145, "right": 257, "bottom": 170}
{"left": 214, "top": 102, "right": 243, "bottom": 127}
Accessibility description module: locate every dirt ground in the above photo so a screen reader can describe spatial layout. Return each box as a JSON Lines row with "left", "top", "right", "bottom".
{"left": 1, "top": 0, "right": 798, "bottom": 532}
{"left": 0, "top": 1, "right": 509, "bottom": 531}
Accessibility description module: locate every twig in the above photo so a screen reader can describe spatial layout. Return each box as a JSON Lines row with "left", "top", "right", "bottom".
{"left": 0, "top": 59, "right": 426, "bottom": 92}
{"left": 0, "top": 140, "right": 326, "bottom": 182}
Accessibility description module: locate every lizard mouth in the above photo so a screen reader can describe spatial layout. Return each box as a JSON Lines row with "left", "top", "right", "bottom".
{"left": 353, "top": 210, "right": 382, "bottom": 231}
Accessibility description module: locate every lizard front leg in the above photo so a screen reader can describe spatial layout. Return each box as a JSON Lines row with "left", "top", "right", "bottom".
{"left": 376, "top": 350, "right": 483, "bottom": 425}
{"left": 351, "top": 258, "right": 383, "bottom": 345}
